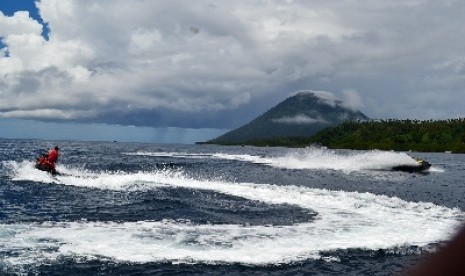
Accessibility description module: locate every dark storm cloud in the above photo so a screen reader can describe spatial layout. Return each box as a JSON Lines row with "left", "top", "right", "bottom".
{"left": 1, "top": 0, "right": 465, "bottom": 128}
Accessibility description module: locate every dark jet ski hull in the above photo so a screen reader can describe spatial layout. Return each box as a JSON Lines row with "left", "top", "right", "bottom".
{"left": 392, "top": 161, "right": 431, "bottom": 173}
{"left": 35, "top": 164, "right": 59, "bottom": 175}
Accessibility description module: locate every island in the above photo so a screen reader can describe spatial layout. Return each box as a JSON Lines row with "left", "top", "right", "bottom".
{"left": 199, "top": 91, "right": 465, "bottom": 153}
{"left": 201, "top": 119, "right": 465, "bottom": 153}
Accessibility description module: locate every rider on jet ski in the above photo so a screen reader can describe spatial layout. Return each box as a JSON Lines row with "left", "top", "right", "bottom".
{"left": 35, "top": 146, "right": 60, "bottom": 175}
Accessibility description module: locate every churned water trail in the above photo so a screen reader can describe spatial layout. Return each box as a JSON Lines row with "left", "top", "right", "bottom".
{"left": 126, "top": 147, "right": 441, "bottom": 172}
{"left": 2, "top": 159, "right": 462, "bottom": 267}
{"left": 1, "top": 140, "right": 463, "bottom": 274}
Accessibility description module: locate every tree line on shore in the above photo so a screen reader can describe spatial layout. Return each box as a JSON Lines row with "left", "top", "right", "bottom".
{"left": 210, "top": 118, "right": 465, "bottom": 153}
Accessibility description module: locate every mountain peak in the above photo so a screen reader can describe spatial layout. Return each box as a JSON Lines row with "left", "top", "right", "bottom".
{"left": 295, "top": 90, "right": 343, "bottom": 107}
{"left": 207, "top": 91, "right": 369, "bottom": 144}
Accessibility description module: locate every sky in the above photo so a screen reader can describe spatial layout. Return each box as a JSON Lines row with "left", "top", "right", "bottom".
{"left": 1, "top": 0, "right": 465, "bottom": 143}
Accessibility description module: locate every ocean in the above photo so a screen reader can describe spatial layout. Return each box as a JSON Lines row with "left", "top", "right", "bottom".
{"left": 1, "top": 138, "right": 464, "bottom": 275}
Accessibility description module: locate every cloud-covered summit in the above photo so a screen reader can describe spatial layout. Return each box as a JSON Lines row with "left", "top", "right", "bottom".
{"left": 1, "top": 0, "right": 465, "bottom": 128}
{"left": 273, "top": 114, "right": 330, "bottom": 125}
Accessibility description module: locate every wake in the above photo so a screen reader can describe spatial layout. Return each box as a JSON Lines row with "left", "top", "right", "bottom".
{"left": 2, "top": 160, "right": 462, "bottom": 266}
{"left": 127, "top": 147, "right": 438, "bottom": 172}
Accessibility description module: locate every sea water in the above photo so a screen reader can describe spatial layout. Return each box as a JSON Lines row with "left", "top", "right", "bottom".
{"left": 1, "top": 138, "right": 464, "bottom": 275}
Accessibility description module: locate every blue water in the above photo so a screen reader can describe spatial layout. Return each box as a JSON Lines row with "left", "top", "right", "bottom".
{"left": 1, "top": 138, "right": 464, "bottom": 275}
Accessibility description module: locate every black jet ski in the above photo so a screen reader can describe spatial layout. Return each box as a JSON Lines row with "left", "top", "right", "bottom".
{"left": 35, "top": 154, "right": 60, "bottom": 175}
{"left": 35, "top": 163, "right": 60, "bottom": 175}
{"left": 392, "top": 159, "right": 431, "bottom": 173}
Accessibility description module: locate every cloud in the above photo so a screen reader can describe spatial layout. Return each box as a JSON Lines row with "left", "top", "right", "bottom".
{"left": 1, "top": 0, "right": 465, "bottom": 128}
{"left": 0, "top": 11, "right": 42, "bottom": 36}
{"left": 341, "top": 89, "right": 363, "bottom": 110}
{"left": 295, "top": 90, "right": 349, "bottom": 109}
{"left": 273, "top": 114, "right": 329, "bottom": 125}
{"left": 311, "top": 90, "right": 340, "bottom": 107}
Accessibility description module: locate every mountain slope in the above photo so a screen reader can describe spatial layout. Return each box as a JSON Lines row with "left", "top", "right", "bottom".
{"left": 207, "top": 91, "right": 369, "bottom": 144}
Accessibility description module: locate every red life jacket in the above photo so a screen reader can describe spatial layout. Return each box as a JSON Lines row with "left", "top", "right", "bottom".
{"left": 37, "top": 156, "right": 55, "bottom": 172}
{"left": 38, "top": 156, "right": 47, "bottom": 165}
{"left": 48, "top": 149, "right": 59, "bottom": 163}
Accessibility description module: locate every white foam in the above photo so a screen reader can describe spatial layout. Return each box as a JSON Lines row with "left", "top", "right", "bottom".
{"left": 3, "top": 160, "right": 60, "bottom": 184}
{"left": 3, "top": 162, "right": 463, "bottom": 266}
{"left": 428, "top": 166, "right": 445, "bottom": 173}
{"left": 125, "top": 151, "right": 269, "bottom": 164}
{"left": 125, "top": 148, "right": 431, "bottom": 172}
{"left": 246, "top": 148, "right": 425, "bottom": 171}
{"left": 125, "top": 151, "right": 214, "bottom": 159}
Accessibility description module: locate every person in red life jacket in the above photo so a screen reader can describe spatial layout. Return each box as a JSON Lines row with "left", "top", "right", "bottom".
{"left": 48, "top": 146, "right": 59, "bottom": 164}
{"left": 35, "top": 154, "right": 56, "bottom": 174}
{"left": 36, "top": 154, "right": 47, "bottom": 165}
{"left": 34, "top": 146, "right": 59, "bottom": 175}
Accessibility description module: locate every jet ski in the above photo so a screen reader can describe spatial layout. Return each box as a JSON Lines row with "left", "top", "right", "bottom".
{"left": 392, "top": 159, "right": 431, "bottom": 173}
{"left": 35, "top": 154, "right": 60, "bottom": 175}
{"left": 35, "top": 163, "right": 60, "bottom": 175}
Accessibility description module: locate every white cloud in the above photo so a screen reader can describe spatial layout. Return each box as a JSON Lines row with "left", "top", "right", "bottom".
{"left": 129, "top": 28, "right": 162, "bottom": 55}
{"left": 0, "top": 11, "right": 42, "bottom": 36}
{"left": 273, "top": 114, "right": 329, "bottom": 125}
{"left": 1, "top": 0, "right": 465, "bottom": 127}
{"left": 0, "top": 11, "right": 45, "bottom": 72}
{"left": 312, "top": 90, "right": 340, "bottom": 107}
{"left": 342, "top": 89, "right": 363, "bottom": 110}
{"left": 0, "top": 108, "right": 97, "bottom": 119}
{"left": 295, "top": 90, "right": 342, "bottom": 108}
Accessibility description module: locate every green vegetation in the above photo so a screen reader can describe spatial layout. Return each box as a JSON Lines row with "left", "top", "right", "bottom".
{"left": 204, "top": 119, "right": 465, "bottom": 153}
{"left": 310, "top": 119, "right": 465, "bottom": 153}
